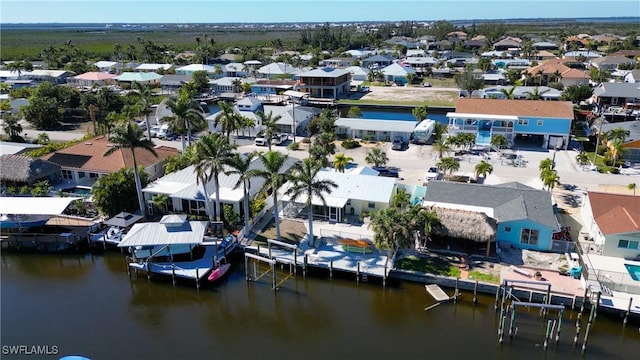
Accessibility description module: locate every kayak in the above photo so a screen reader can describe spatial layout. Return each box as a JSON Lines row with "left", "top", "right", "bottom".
{"left": 208, "top": 263, "right": 231, "bottom": 282}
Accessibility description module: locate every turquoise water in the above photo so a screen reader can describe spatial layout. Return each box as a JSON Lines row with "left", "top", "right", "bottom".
{"left": 624, "top": 263, "right": 640, "bottom": 281}
{"left": 411, "top": 185, "right": 427, "bottom": 205}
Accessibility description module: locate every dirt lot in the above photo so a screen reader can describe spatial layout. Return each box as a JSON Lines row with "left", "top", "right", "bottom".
{"left": 358, "top": 85, "right": 458, "bottom": 105}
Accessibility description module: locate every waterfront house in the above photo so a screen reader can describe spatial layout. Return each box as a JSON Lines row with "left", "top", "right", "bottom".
{"left": 380, "top": 63, "right": 416, "bottom": 85}
{"left": 597, "top": 120, "right": 640, "bottom": 161}
{"left": 297, "top": 67, "right": 351, "bottom": 100}
{"left": 580, "top": 192, "right": 640, "bottom": 260}
{"left": 533, "top": 42, "right": 559, "bottom": 51}
{"left": 0, "top": 154, "right": 61, "bottom": 188}
{"left": 624, "top": 69, "right": 640, "bottom": 83}
{"left": 158, "top": 74, "right": 192, "bottom": 95}
{"left": 210, "top": 77, "right": 250, "bottom": 94}
{"left": 493, "top": 37, "right": 522, "bottom": 52}
{"left": 68, "top": 72, "right": 118, "bottom": 88}
{"left": 25, "top": 70, "right": 69, "bottom": 85}
{"left": 142, "top": 156, "right": 298, "bottom": 219}
{"left": 344, "top": 66, "right": 370, "bottom": 84}
{"left": 250, "top": 79, "right": 298, "bottom": 97}
{"left": 481, "top": 86, "right": 562, "bottom": 101}
{"left": 446, "top": 98, "right": 574, "bottom": 149}
{"left": 281, "top": 169, "right": 397, "bottom": 222}
{"left": 41, "top": 136, "right": 178, "bottom": 188}
{"left": 423, "top": 181, "right": 561, "bottom": 253}
{"left": 257, "top": 62, "right": 301, "bottom": 79}
{"left": 592, "top": 82, "right": 640, "bottom": 111}
{"left": 335, "top": 117, "right": 417, "bottom": 143}
{"left": 319, "top": 57, "right": 356, "bottom": 68}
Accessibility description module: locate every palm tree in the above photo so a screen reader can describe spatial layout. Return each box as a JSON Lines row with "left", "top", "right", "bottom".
{"left": 576, "top": 151, "right": 591, "bottom": 167}
{"left": 391, "top": 188, "right": 410, "bottom": 209}
{"left": 2, "top": 116, "right": 23, "bottom": 140}
{"left": 525, "top": 86, "right": 550, "bottom": 100}
{"left": 365, "top": 148, "right": 388, "bottom": 167}
{"left": 225, "top": 152, "right": 260, "bottom": 238}
{"left": 151, "top": 193, "right": 169, "bottom": 215}
{"left": 369, "top": 208, "right": 411, "bottom": 251}
{"left": 490, "top": 134, "right": 509, "bottom": 153}
{"left": 256, "top": 110, "right": 281, "bottom": 151}
{"left": 500, "top": 86, "right": 517, "bottom": 99}
{"left": 412, "top": 105, "right": 428, "bottom": 122}
{"left": 333, "top": 153, "right": 353, "bottom": 173}
{"left": 406, "top": 205, "right": 440, "bottom": 249}
{"left": 213, "top": 101, "right": 240, "bottom": 141}
{"left": 105, "top": 122, "right": 158, "bottom": 217}
{"left": 193, "top": 133, "right": 237, "bottom": 222}
{"left": 256, "top": 151, "right": 290, "bottom": 241}
{"left": 539, "top": 157, "right": 555, "bottom": 171}
{"left": 605, "top": 139, "right": 625, "bottom": 166}
{"left": 541, "top": 169, "right": 560, "bottom": 191}
{"left": 285, "top": 158, "right": 337, "bottom": 246}
{"left": 162, "top": 88, "right": 206, "bottom": 151}
{"left": 436, "top": 157, "right": 460, "bottom": 179}
{"left": 131, "top": 81, "right": 156, "bottom": 139}
{"left": 605, "top": 128, "right": 630, "bottom": 143}
{"left": 431, "top": 139, "right": 451, "bottom": 160}
{"left": 475, "top": 160, "right": 494, "bottom": 181}
{"left": 628, "top": 183, "right": 637, "bottom": 196}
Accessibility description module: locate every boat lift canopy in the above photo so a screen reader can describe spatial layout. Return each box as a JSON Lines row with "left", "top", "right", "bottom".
{"left": 104, "top": 212, "right": 143, "bottom": 228}
{"left": 117, "top": 220, "right": 208, "bottom": 248}
{"left": 0, "top": 197, "right": 82, "bottom": 215}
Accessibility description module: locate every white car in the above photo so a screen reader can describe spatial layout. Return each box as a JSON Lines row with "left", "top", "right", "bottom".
{"left": 425, "top": 167, "right": 440, "bottom": 182}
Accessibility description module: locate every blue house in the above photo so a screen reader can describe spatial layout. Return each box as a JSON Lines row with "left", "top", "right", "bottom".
{"left": 423, "top": 182, "right": 562, "bottom": 255}
{"left": 446, "top": 98, "right": 574, "bottom": 149}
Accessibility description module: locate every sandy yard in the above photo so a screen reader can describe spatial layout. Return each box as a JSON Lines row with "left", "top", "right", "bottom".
{"left": 358, "top": 85, "right": 458, "bottom": 104}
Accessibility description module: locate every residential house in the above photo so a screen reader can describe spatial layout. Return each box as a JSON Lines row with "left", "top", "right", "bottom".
{"left": 533, "top": 50, "right": 558, "bottom": 61}
{"left": 481, "top": 86, "right": 562, "bottom": 101}
{"left": 210, "top": 77, "right": 249, "bottom": 94}
{"left": 563, "top": 51, "right": 603, "bottom": 60}
{"left": 335, "top": 117, "right": 417, "bottom": 143}
{"left": 142, "top": 156, "right": 298, "bottom": 219}
{"left": 463, "top": 38, "right": 487, "bottom": 51}
{"left": 581, "top": 192, "right": 640, "bottom": 259}
{"left": 592, "top": 82, "right": 640, "bottom": 110}
{"left": 175, "top": 64, "right": 216, "bottom": 76}
{"left": 25, "top": 70, "right": 69, "bottom": 84}
{"left": 446, "top": 98, "right": 574, "bottom": 149}
{"left": 524, "top": 59, "right": 590, "bottom": 87}
{"left": 319, "top": 57, "right": 356, "bottom": 68}
{"left": 158, "top": 74, "right": 192, "bottom": 95}
{"left": 380, "top": 63, "right": 416, "bottom": 85}
{"left": 610, "top": 50, "right": 640, "bottom": 60}
{"left": 493, "top": 37, "right": 522, "bottom": 52}
{"left": 281, "top": 170, "right": 397, "bottom": 222}
{"left": 257, "top": 62, "right": 301, "bottom": 79}
{"left": 250, "top": 79, "right": 298, "bottom": 97}
{"left": 297, "top": 67, "right": 351, "bottom": 99}
{"left": 361, "top": 54, "right": 394, "bottom": 70}
{"left": 624, "top": 69, "right": 640, "bottom": 83}
{"left": 0, "top": 142, "right": 42, "bottom": 156}
{"left": 135, "top": 63, "right": 173, "bottom": 73}
{"left": 344, "top": 66, "right": 370, "bottom": 83}
{"left": 41, "top": 136, "right": 178, "bottom": 187}
{"left": 115, "top": 72, "right": 162, "bottom": 85}
{"left": 533, "top": 42, "right": 559, "bottom": 51}
{"left": 93, "top": 61, "right": 119, "bottom": 74}
{"left": 344, "top": 49, "right": 375, "bottom": 59}
{"left": 0, "top": 154, "right": 60, "bottom": 187}
{"left": 68, "top": 72, "right": 117, "bottom": 87}
{"left": 423, "top": 181, "right": 562, "bottom": 253}
{"left": 384, "top": 36, "right": 420, "bottom": 49}
{"left": 598, "top": 120, "right": 640, "bottom": 161}
{"left": 402, "top": 57, "right": 438, "bottom": 74}
{"left": 222, "top": 63, "right": 247, "bottom": 78}
{"left": 590, "top": 56, "right": 637, "bottom": 72}
{"left": 406, "top": 49, "right": 426, "bottom": 57}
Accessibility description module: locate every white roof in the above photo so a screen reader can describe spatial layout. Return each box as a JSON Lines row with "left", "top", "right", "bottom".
{"left": 344, "top": 66, "right": 370, "bottom": 76}
{"left": 282, "top": 170, "right": 396, "bottom": 207}
{"left": 94, "top": 61, "right": 117, "bottom": 68}
{"left": 283, "top": 90, "right": 308, "bottom": 98}
{"left": 0, "top": 142, "right": 42, "bottom": 155}
{"left": 336, "top": 118, "right": 418, "bottom": 133}
{"left": 0, "top": 197, "right": 82, "bottom": 215}
{"left": 381, "top": 63, "right": 416, "bottom": 76}
{"left": 118, "top": 220, "right": 208, "bottom": 247}
{"left": 136, "top": 63, "right": 173, "bottom": 71}
{"left": 177, "top": 64, "right": 216, "bottom": 72}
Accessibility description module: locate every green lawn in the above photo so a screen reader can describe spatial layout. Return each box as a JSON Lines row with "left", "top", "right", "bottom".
{"left": 396, "top": 255, "right": 461, "bottom": 278}
{"left": 468, "top": 270, "right": 500, "bottom": 284}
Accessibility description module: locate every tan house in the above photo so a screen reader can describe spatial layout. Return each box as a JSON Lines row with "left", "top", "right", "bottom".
{"left": 581, "top": 192, "right": 640, "bottom": 259}
{"left": 524, "top": 58, "right": 590, "bottom": 87}
{"left": 41, "top": 136, "right": 178, "bottom": 187}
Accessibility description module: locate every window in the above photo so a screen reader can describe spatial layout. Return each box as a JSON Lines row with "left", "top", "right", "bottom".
{"left": 504, "top": 226, "right": 511, "bottom": 232}
{"left": 537, "top": 120, "right": 543, "bottom": 126}
{"left": 89, "top": 173, "right": 99, "bottom": 179}
{"left": 517, "top": 119, "right": 529, "bottom": 126}
{"left": 368, "top": 202, "right": 375, "bottom": 209}
{"left": 618, "top": 239, "right": 639, "bottom": 250}
{"left": 78, "top": 172, "right": 86, "bottom": 178}
{"left": 61, "top": 170, "right": 73, "bottom": 180}
{"left": 520, "top": 229, "right": 539, "bottom": 246}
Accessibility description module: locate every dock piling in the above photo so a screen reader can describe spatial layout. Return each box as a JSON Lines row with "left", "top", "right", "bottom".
{"left": 494, "top": 285, "right": 500, "bottom": 310}
{"left": 356, "top": 262, "right": 360, "bottom": 284}
{"left": 582, "top": 322, "right": 592, "bottom": 353}
{"left": 623, "top": 297, "right": 633, "bottom": 325}
{"left": 329, "top": 260, "right": 333, "bottom": 278}
{"left": 454, "top": 278, "right": 459, "bottom": 304}
{"left": 473, "top": 280, "right": 478, "bottom": 304}
{"left": 195, "top": 268, "right": 200, "bottom": 290}
{"left": 556, "top": 309, "right": 563, "bottom": 342}
{"left": 303, "top": 254, "right": 308, "bottom": 277}
{"left": 171, "top": 264, "right": 176, "bottom": 287}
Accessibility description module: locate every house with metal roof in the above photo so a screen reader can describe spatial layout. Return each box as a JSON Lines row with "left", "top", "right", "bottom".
{"left": 135, "top": 63, "right": 174, "bottom": 73}
{"left": 115, "top": 72, "right": 162, "bottom": 84}
{"left": 335, "top": 117, "right": 417, "bottom": 143}
{"left": 447, "top": 98, "right": 574, "bottom": 149}
{"left": 361, "top": 54, "right": 394, "bottom": 70}
{"left": 142, "top": 156, "right": 298, "bottom": 219}
{"left": 175, "top": 64, "right": 216, "bottom": 76}
{"left": 423, "top": 181, "right": 562, "bottom": 253}
{"left": 592, "top": 82, "right": 640, "bottom": 111}
{"left": 281, "top": 169, "right": 397, "bottom": 222}
{"left": 481, "top": 86, "right": 562, "bottom": 101}
{"left": 580, "top": 192, "right": 640, "bottom": 259}
{"left": 380, "top": 63, "right": 416, "bottom": 85}
{"left": 590, "top": 56, "right": 637, "bottom": 72}
{"left": 257, "top": 62, "right": 302, "bottom": 79}
{"left": 297, "top": 67, "right": 351, "bottom": 100}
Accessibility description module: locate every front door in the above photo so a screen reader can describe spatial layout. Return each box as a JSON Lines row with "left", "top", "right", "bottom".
{"left": 329, "top": 207, "right": 338, "bottom": 222}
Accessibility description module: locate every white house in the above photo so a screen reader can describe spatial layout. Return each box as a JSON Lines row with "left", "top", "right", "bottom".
{"left": 380, "top": 63, "right": 416, "bottom": 85}
{"left": 176, "top": 64, "right": 217, "bottom": 76}
{"left": 335, "top": 118, "right": 417, "bottom": 143}
{"left": 135, "top": 63, "right": 174, "bottom": 73}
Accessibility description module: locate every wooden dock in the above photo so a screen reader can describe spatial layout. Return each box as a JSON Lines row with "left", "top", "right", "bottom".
{"left": 425, "top": 284, "right": 451, "bottom": 302}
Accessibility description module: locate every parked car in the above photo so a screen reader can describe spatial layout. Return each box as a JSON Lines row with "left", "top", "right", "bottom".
{"left": 422, "top": 82, "right": 432, "bottom": 87}
{"left": 372, "top": 166, "right": 399, "bottom": 178}
{"left": 149, "top": 125, "right": 161, "bottom": 138}
{"left": 272, "top": 133, "right": 288, "bottom": 145}
{"left": 359, "top": 86, "right": 370, "bottom": 93}
{"left": 254, "top": 137, "right": 267, "bottom": 146}
{"left": 425, "top": 167, "right": 440, "bottom": 182}
{"left": 391, "top": 136, "right": 403, "bottom": 150}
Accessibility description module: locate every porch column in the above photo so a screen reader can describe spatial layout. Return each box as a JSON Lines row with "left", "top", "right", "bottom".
{"left": 543, "top": 134, "right": 549, "bottom": 149}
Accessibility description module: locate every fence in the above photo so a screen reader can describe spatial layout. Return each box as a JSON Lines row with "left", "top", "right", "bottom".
{"left": 551, "top": 240, "right": 576, "bottom": 253}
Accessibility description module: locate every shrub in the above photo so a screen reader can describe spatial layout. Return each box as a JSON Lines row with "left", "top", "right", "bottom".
{"left": 336, "top": 133, "right": 349, "bottom": 140}
{"left": 341, "top": 139, "right": 361, "bottom": 149}
{"left": 287, "top": 142, "right": 300, "bottom": 150}
{"left": 301, "top": 137, "right": 311, "bottom": 144}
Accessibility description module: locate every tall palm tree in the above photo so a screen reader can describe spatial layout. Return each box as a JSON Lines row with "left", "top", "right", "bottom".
{"left": 406, "top": 205, "right": 440, "bottom": 249}
{"left": 475, "top": 160, "right": 494, "bottom": 180}
{"left": 162, "top": 88, "right": 206, "bottom": 151}
{"left": 365, "top": 148, "right": 388, "bottom": 167}
{"left": 525, "top": 86, "right": 550, "bottom": 100}
{"left": 131, "top": 81, "right": 156, "bottom": 139}
{"left": 539, "top": 158, "right": 555, "bottom": 171}
{"left": 333, "top": 153, "right": 353, "bottom": 173}
{"left": 285, "top": 158, "right": 337, "bottom": 246}
{"left": 605, "top": 128, "right": 630, "bottom": 143}
{"left": 193, "top": 133, "right": 237, "bottom": 222}
{"left": 225, "top": 152, "right": 260, "bottom": 238}
{"left": 436, "top": 157, "right": 460, "bottom": 179}
{"left": 369, "top": 208, "right": 411, "bottom": 251}
{"left": 256, "top": 151, "right": 290, "bottom": 241}
{"left": 256, "top": 110, "right": 281, "bottom": 151}
{"left": 540, "top": 169, "right": 560, "bottom": 191}
{"left": 391, "top": 188, "right": 410, "bottom": 209}
{"left": 431, "top": 139, "right": 451, "bottom": 160}
{"left": 214, "top": 100, "right": 240, "bottom": 141}
{"left": 105, "top": 122, "right": 158, "bottom": 217}
{"left": 605, "top": 139, "right": 625, "bottom": 166}
{"left": 490, "top": 134, "right": 509, "bottom": 153}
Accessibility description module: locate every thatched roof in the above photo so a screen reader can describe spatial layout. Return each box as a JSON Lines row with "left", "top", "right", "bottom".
{"left": 0, "top": 154, "right": 61, "bottom": 184}
{"left": 430, "top": 206, "right": 497, "bottom": 243}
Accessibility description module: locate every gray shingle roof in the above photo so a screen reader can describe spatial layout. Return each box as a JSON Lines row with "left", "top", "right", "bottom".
{"left": 593, "top": 82, "right": 640, "bottom": 98}
{"left": 424, "top": 181, "right": 559, "bottom": 230}
{"left": 0, "top": 154, "right": 61, "bottom": 183}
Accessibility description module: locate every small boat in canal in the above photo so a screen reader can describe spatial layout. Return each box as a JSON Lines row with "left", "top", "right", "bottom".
{"left": 208, "top": 261, "right": 232, "bottom": 282}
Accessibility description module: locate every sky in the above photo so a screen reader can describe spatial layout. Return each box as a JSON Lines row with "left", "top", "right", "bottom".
{"left": 1, "top": 0, "right": 638, "bottom": 23}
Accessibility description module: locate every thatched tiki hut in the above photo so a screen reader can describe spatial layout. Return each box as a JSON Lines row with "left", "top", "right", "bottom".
{"left": 0, "top": 154, "right": 61, "bottom": 188}
{"left": 430, "top": 206, "right": 497, "bottom": 258}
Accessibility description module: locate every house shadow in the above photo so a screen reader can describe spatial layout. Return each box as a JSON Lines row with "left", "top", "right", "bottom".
{"left": 496, "top": 245, "right": 525, "bottom": 266}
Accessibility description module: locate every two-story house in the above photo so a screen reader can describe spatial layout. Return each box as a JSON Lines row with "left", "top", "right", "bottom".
{"left": 297, "top": 67, "right": 351, "bottom": 100}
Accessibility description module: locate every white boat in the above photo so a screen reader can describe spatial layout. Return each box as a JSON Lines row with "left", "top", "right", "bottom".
{"left": 0, "top": 214, "right": 51, "bottom": 229}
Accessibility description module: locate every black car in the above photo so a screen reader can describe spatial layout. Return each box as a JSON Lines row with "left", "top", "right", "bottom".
{"left": 372, "top": 166, "right": 399, "bottom": 178}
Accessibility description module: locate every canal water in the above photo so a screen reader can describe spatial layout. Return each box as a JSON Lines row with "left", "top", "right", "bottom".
{"left": 2, "top": 253, "right": 638, "bottom": 360}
